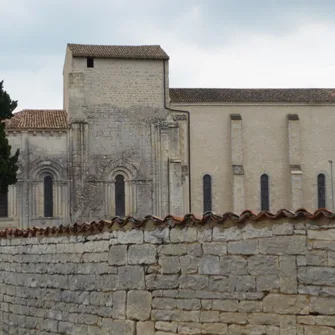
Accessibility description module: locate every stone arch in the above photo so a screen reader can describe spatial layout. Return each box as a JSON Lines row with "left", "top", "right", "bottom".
{"left": 102, "top": 159, "right": 138, "bottom": 181}
{"left": 30, "top": 160, "right": 67, "bottom": 219}
{"left": 104, "top": 165, "right": 136, "bottom": 217}
{"left": 30, "top": 159, "right": 66, "bottom": 182}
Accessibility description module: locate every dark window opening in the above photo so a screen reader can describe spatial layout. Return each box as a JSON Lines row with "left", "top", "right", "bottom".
{"left": 115, "top": 174, "right": 125, "bottom": 216}
{"left": 261, "top": 174, "right": 269, "bottom": 211}
{"left": 44, "top": 176, "right": 53, "bottom": 217}
{"left": 87, "top": 57, "right": 94, "bottom": 68}
{"left": 203, "top": 174, "right": 212, "bottom": 212}
{"left": 318, "top": 173, "right": 326, "bottom": 209}
{"left": 0, "top": 191, "right": 8, "bottom": 218}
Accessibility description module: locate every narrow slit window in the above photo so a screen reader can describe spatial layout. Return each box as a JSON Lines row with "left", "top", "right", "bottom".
{"left": 203, "top": 174, "right": 212, "bottom": 212}
{"left": 87, "top": 57, "right": 94, "bottom": 68}
{"left": 318, "top": 173, "right": 326, "bottom": 208}
{"left": 115, "top": 174, "right": 125, "bottom": 216}
{"left": 0, "top": 191, "right": 8, "bottom": 218}
{"left": 44, "top": 176, "right": 53, "bottom": 217}
{"left": 261, "top": 174, "right": 269, "bottom": 211}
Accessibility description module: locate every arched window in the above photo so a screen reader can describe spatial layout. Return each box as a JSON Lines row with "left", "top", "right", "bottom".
{"left": 44, "top": 176, "right": 53, "bottom": 217}
{"left": 261, "top": 174, "right": 269, "bottom": 211}
{"left": 0, "top": 191, "right": 8, "bottom": 217}
{"left": 318, "top": 173, "right": 326, "bottom": 208}
{"left": 115, "top": 174, "right": 125, "bottom": 216}
{"left": 203, "top": 174, "right": 212, "bottom": 212}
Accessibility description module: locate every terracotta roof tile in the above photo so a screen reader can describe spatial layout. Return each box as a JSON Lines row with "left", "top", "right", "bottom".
{"left": 0, "top": 209, "right": 333, "bottom": 239}
{"left": 169, "top": 88, "right": 335, "bottom": 104}
{"left": 5, "top": 109, "right": 68, "bottom": 130}
{"left": 68, "top": 43, "right": 169, "bottom": 60}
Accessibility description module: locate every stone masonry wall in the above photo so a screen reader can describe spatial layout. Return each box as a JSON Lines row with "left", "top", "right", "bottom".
{"left": 1, "top": 219, "right": 335, "bottom": 334}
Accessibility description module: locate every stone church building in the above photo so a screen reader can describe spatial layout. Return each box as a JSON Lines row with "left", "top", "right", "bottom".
{"left": 2, "top": 43, "right": 335, "bottom": 228}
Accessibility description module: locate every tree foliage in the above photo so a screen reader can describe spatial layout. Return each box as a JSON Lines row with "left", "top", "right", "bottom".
{"left": 0, "top": 81, "right": 19, "bottom": 194}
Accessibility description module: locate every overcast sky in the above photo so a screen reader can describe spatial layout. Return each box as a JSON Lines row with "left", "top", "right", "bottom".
{"left": 1, "top": 0, "right": 335, "bottom": 111}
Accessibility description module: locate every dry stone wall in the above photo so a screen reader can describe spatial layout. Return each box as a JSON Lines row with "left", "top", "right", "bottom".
{"left": 1, "top": 219, "right": 335, "bottom": 334}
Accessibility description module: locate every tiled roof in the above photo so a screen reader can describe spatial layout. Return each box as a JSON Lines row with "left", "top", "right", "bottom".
{"left": 169, "top": 88, "right": 335, "bottom": 104}
{"left": 0, "top": 209, "right": 333, "bottom": 238}
{"left": 68, "top": 43, "right": 169, "bottom": 60}
{"left": 5, "top": 109, "right": 68, "bottom": 130}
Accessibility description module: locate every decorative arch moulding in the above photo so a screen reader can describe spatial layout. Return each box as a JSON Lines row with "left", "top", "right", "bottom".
{"left": 0, "top": 208, "right": 334, "bottom": 239}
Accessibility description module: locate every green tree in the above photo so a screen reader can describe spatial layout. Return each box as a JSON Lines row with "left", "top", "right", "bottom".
{"left": 0, "top": 81, "right": 19, "bottom": 194}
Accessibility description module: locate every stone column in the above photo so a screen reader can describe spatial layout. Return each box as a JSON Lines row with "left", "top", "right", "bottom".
{"left": 230, "top": 114, "right": 245, "bottom": 214}
{"left": 287, "top": 114, "right": 302, "bottom": 210}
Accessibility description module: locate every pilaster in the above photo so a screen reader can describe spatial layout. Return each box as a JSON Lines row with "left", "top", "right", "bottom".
{"left": 230, "top": 114, "right": 245, "bottom": 213}
{"left": 287, "top": 114, "right": 302, "bottom": 210}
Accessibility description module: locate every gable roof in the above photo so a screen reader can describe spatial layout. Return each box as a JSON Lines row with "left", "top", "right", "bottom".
{"left": 68, "top": 43, "right": 169, "bottom": 60}
{"left": 169, "top": 88, "right": 335, "bottom": 104}
{"left": 5, "top": 109, "right": 68, "bottom": 130}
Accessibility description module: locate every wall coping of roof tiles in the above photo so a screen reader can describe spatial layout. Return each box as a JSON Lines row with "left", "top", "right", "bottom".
{"left": 0, "top": 209, "right": 333, "bottom": 239}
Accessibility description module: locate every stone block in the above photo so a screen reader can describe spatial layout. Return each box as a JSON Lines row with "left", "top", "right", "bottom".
{"left": 197, "top": 228, "right": 212, "bottom": 242}
{"left": 238, "top": 300, "right": 262, "bottom": 313}
{"left": 178, "top": 322, "right": 202, "bottom": 334}
{"left": 248, "top": 255, "right": 279, "bottom": 275}
{"left": 128, "top": 244, "right": 156, "bottom": 265}
{"left": 248, "top": 313, "right": 281, "bottom": 325}
{"left": 117, "top": 266, "right": 145, "bottom": 290}
{"left": 209, "top": 276, "right": 230, "bottom": 292}
{"left": 118, "top": 229, "right": 143, "bottom": 244}
{"left": 179, "top": 256, "right": 200, "bottom": 274}
{"left": 200, "top": 310, "right": 220, "bottom": 322}
{"left": 202, "top": 323, "right": 228, "bottom": 334}
{"left": 234, "top": 276, "right": 256, "bottom": 292}
{"left": 126, "top": 290, "right": 152, "bottom": 320}
{"left": 108, "top": 245, "right": 127, "bottom": 265}
{"left": 155, "top": 321, "right": 178, "bottom": 332}
{"left": 144, "top": 228, "right": 170, "bottom": 244}
{"left": 263, "top": 294, "right": 309, "bottom": 314}
{"left": 212, "top": 300, "right": 238, "bottom": 312}
{"left": 170, "top": 227, "right": 197, "bottom": 242}
{"left": 298, "top": 267, "right": 335, "bottom": 286}
{"left": 220, "top": 256, "right": 248, "bottom": 275}
{"left": 176, "top": 298, "right": 201, "bottom": 310}
{"left": 242, "top": 223, "right": 272, "bottom": 239}
{"left": 158, "top": 244, "right": 187, "bottom": 256}
{"left": 101, "top": 319, "right": 135, "bottom": 335}
{"left": 179, "top": 275, "right": 209, "bottom": 290}
{"left": 146, "top": 275, "right": 179, "bottom": 290}
{"left": 199, "top": 255, "right": 220, "bottom": 275}
{"left": 304, "top": 326, "right": 335, "bottom": 335}
{"left": 159, "top": 256, "right": 180, "bottom": 274}
{"left": 228, "top": 239, "right": 258, "bottom": 254}
{"left": 203, "top": 242, "right": 227, "bottom": 255}
{"left": 220, "top": 312, "right": 248, "bottom": 324}
{"left": 136, "top": 321, "right": 155, "bottom": 335}
{"left": 308, "top": 229, "right": 335, "bottom": 241}
{"left": 213, "top": 226, "right": 242, "bottom": 241}
{"left": 112, "top": 291, "right": 126, "bottom": 319}
{"left": 259, "top": 236, "right": 306, "bottom": 254}
{"left": 272, "top": 223, "right": 294, "bottom": 235}
{"left": 257, "top": 275, "right": 280, "bottom": 291}
{"left": 280, "top": 255, "right": 297, "bottom": 293}
{"left": 152, "top": 298, "right": 177, "bottom": 310}
{"left": 187, "top": 243, "right": 202, "bottom": 257}
{"left": 310, "top": 297, "right": 335, "bottom": 315}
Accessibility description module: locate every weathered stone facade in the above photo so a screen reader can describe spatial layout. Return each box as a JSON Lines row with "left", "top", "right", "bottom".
{"left": 1, "top": 218, "right": 335, "bottom": 334}
{"left": 2, "top": 43, "right": 335, "bottom": 229}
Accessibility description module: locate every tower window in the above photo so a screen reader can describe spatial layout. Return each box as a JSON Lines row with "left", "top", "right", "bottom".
{"left": 203, "top": 174, "right": 212, "bottom": 212}
{"left": 87, "top": 57, "right": 94, "bottom": 68}
{"left": 261, "top": 174, "right": 269, "bottom": 211}
{"left": 115, "top": 174, "right": 125, "bottom": 216}
{"left": 44, "top": 175, "right": 53, "bottom": 217}
{"left": 317, "top": 173, "right": 326, "bottom": 208}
